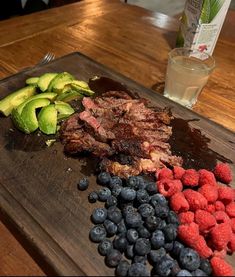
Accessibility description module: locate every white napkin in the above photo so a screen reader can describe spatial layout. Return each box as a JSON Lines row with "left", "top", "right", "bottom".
{"left": 21, "top": 0, "right": 49, "bottom": 9}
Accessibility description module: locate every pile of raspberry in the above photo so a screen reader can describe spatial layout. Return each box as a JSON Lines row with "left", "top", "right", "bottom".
{"left": 156, "top": 163, "right": 234, "bottom": 276}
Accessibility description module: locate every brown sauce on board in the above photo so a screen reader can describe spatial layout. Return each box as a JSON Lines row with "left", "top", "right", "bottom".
{"left": 3, "top": 76, "right": 232, "bottom": 172}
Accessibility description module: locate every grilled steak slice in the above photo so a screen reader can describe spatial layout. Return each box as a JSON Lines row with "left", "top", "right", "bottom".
{"left": 60, "top": 90, "right": 183, "bottom": 177}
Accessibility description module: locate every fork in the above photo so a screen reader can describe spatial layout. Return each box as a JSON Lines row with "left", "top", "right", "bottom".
{"left": 38, "top": 52, "right": 55, "bottom": 65}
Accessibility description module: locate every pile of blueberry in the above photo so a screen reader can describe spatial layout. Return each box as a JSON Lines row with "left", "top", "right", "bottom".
{"left": 78, "top": 173, "right": 212, "bottom": 276}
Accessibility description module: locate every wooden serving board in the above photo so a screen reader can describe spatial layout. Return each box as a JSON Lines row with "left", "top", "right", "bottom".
{"left": 0, "top": 52, "right": 234, "bottom": 276}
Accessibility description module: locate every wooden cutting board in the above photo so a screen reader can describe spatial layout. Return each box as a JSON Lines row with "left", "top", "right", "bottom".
{"left": 0, "top": 52, "right": 234, "bottom": 276}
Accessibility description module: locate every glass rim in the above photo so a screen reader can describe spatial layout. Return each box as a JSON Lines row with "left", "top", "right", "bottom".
{"left": 168, "top": 47, "right": 216, "bottom": 72}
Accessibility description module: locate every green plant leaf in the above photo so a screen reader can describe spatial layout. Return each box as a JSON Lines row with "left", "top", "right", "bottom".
{"left": 200, "top": 0, "right": 211, "bottom": 24}
{"left": 209, "top": 0, "right": 225, "bottom": 22}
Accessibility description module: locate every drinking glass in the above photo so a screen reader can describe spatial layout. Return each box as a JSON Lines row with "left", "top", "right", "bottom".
{"left": 164, "top": 48, "right": 215, "bottom": 108}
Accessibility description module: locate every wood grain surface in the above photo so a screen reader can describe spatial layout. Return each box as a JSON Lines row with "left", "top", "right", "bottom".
{"left": 0, "top": 0, "right": 234, "bottom": 275}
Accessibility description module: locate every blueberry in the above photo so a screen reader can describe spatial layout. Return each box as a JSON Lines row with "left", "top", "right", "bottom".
{"left": 77, "top": 177, "right": 89, "bottom": 190}
{"left": 199, "top": 259, "right": 212, "bottom": 275}
{"left": 111, "top": 185, "right": 122, "bottom": 197}
{"left": 105, "top": 195, "right": 118, "bottom": 208}
{"left": 138, "top": 203, "right": 154, "bottom": 218}
{"left": 126, "top": 176, "right": 140, "bottom": 190}
{"left": 104, "top": 219, "right": 117, "bottom": 237}
{"left": 134, "top": 238, "right": 151, "bottom": 256}
{"left": 98, "top": 187, "right": 111, "bottom": 202}
{"left": 154, "top": 256, "right": 175, "bottom": 276}
{"left": 89, "top": 225, "right": 107, "bottom": 243}
{"left": 137, "top": 226, "right": 151, "bottom": 238}
{"left": 107, "top": 206, "right": 122, "bottom": 224}
{"left": 167, "top": 211, "right": 180, "bottom": 226}
{"left": 170, "top": 262, "right": 181, "bottom": 276}
{"left": 120, "top": 187, "right": 136, "bottom": 201}
{"left": 145, "top": 215, "right": 161, "bottom": 231}
{"left": 171, "top": 241, "right": 185, "bottom": 258}
{"left": 105, "top": 249, "right": 122, "bottom": 267}
{"left": 88, "top": 191, "right": 98, "bottom": 203}
{"left": 125, "top": 212, "right": 143, "bottom": 228}
{"left": 91, "top": 208, "right": 107, "bottom": 224}
{"left": 176, "top": 270, "right": 192, "bottom": 276}
{"left": 155, "top": 204, "right": 169, "bottom": 218}
{"left": 136, "top": 176, "right": 147, "bottom": 190}
{"left": 98, "top": 239, "right": 113, "bottom": 256}
{"left": 157, "top": 219, "right": 167, "bottom": 230}
{"left": 179, "top": 248, "right": 200, "bottom": 271}
{"left": 109, "top": 175, "right": 123, "bottom": 189}
{"left": 122, "top": 204, "right": 135, "bottom": 217}
{"left": 162, "top": 224, "right": 177, "bottom": 242}
{"left": 97, "top": 171, "right": 111, "bottom": 186}
{"left": 133, "top": 255, "right": 147, "bottom": 265}
{"left": 151, "top": 230, "right": 165, "bottom": 249}
{"left": 127, "top": 229, "right": 139, "bottom": 244}
{"left": 113, "top": 235, "right": 128, "bottom": 252}
{"left": 164, "top": 242, "right": 174, "bottom": 252}
{"left": 128, "top": 263, "right": 150, "bottom": 276}
{"left": 148, "top": 248, "right": 166, "bottom": 264}
{"left": 136, "top": 189, "right": 150, "bottom": 204}
{"left": 116, "top": 260, "right": 130, "bottom": 277}
{"left": 117, "top": 220, "right": 127, "bottom": 234}
{"left": 150, "top": 194, "right": 167, "bottom": 207}
{"left": 191, "top": 269, "right": 208, "bottom": 276}
{"left": 126, "top": 244, "right": 134, "bottom": 259}
{"left": 146, "top": 182, "right": 158, "bottom": 195}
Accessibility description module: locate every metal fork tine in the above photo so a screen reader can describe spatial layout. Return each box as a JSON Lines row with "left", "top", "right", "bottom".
{"left": 40, "top": 52, "right": 55, "bottom": 65}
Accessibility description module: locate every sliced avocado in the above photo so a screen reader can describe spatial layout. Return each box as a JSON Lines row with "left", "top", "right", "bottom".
{"left": 38, "top": 73, "right": 58, "bottom": 92}
{"left": 16, "top": 92, "right": 57, "bottom": 114}
{"left": 11, "top": 108, "right": 30, "bottom": 133}
{"left": 0, "top": 85, "right": 36, "bottom": 116}
{"left": 70, "top": 83, "right": 95, "bottom": 96}
{"left": 26, "top": 77, "right": 39, "bottom": 86}
{"left": 47, "top": 72, "right": 75, "bottom": 92}
{"left": 72, "top": 80, "right": 90, "bottom": 89}
{"left": 38, "top": 104, "right": 57, "bottom": 135}
{"left": 54, "top": 101, "right": 74, "bottom": 120}
{"left": 53, "top": 79, "right": 90, "bottom": 95}
{"left": 21, "top": 98, "right": 50, "bottom": 133}
{"left": 56, "top": 90, "right": 83, "bottom": 102}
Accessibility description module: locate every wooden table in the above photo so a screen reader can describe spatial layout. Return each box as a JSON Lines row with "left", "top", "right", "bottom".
{"left": 0, "top": 0, "right": 234, "bottom": 275}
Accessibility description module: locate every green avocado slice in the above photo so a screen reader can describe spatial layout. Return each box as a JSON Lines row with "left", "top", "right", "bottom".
{"left": 11, "top": 108, "right": 30, "bottom": 133}
{"left": 16, "top": 92, "right": 57, "bottom": 114}
{"left": 70, "top": 83, "right": 95, "bottom": 96}
{"left": 20, "top": 98, "right": 50, "bottom": 133}
{"left": 55, "top": 90, "right": 83, "bottom": 102}
{"left": 38, "top": 104, "right": 57, "bottom": 135}
{"left": 47, "top": 72, "right": 75, "bottom": 92}
{"left": 26, "top": 77, "right": 39, "bottom": 86}
{"left": 54, "top": 101, "right": 74, "bottom": 120}
{"left": 38, "top": 73, "right": 58, "bottom": 92}
{"left": 0, "top": 85, "right": 36, "bottom": 116}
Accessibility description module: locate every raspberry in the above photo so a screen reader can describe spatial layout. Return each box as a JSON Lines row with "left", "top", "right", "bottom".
{"left": 156, "top": 168, "right": 173, "bottom": 180}
{"left": 231, "top": 218, "right": 235, "bottom": 233}
{"left": 191, "top": 235, "right": 213, "bottom": 259}
{"left": 206, "top": 204, "right": 216, "bottom": 214}
{"left": 198, "top": 169, "right": 217, "bottom": 187}
{"left": 214, "top": 211, "right": 230, "bottom": 224}
{"left": 215, "top": 201, "right": 225, "bottom": 211}
{"left": 173, "top": 166, "right": 185, "bottom": 180}
{"left": 210, "top": 223, "right": 232, "bottom": 250}
{"left": 183, "top": 189, "right": 208, "bottom": 211}
{"left": 181, "top": 169, "right": 199, "bottom": 187}
{"left": 170, "top": 192, "right": 189, "bottom": 213}
{"left": 177, "top": 222, "right": 200, "bottom": 245}
{"left": 198, "top": 183, "right": 218, "bottom": 203}
{"left": 213, "top": 249, "right": 227, "bottom": 259}
{"left": 158, "top": 179, "right": 182, "bottom": 198}
{"left": 178, "top": 211, "right": 194, "bottom": 224}
{"left": 218, "top": 186, "right": 235, "bottom": 204}
{"left": 214, "top": 163, "right": 232, "bottom": 184}
{"left": 195, "top": 210, "right": 216, "bottom": 233}
{"left": 210, "top": 257, "right": 234, "bottom": 276}
{"left": 228, "top": 233, "right": 235, "bottom": 253}
{"left": 226, "top": 202, "right": 235, "bottom": 218}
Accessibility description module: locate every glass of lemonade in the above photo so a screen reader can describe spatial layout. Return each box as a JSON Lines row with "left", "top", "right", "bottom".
{"left": 164, "top": 48, "right": 215, "bottom": 108}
